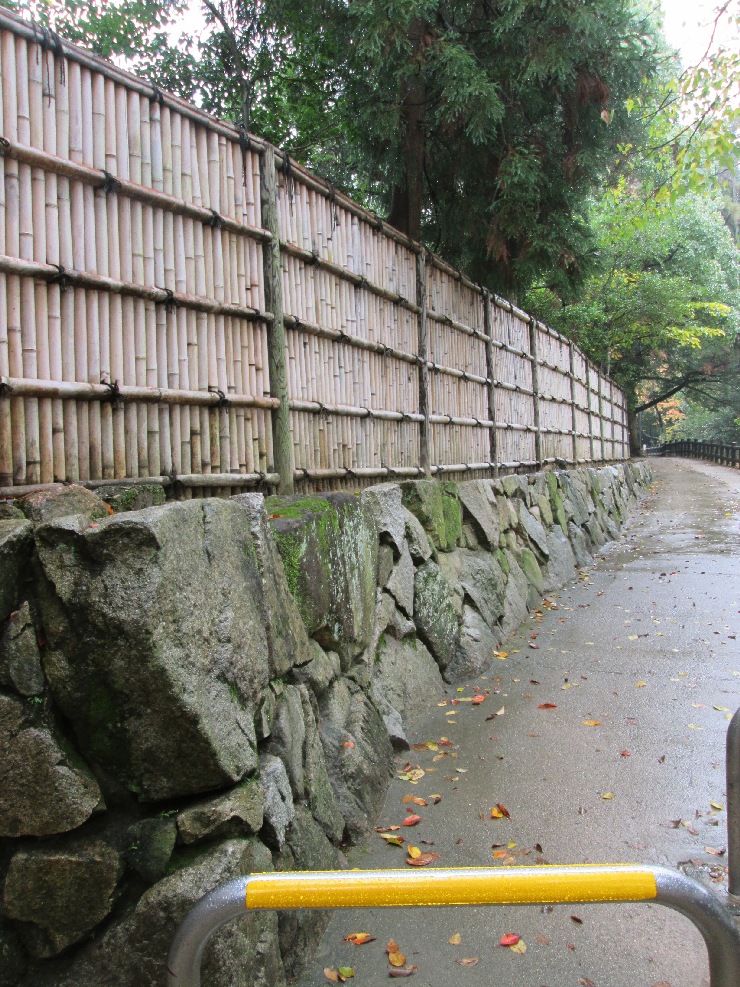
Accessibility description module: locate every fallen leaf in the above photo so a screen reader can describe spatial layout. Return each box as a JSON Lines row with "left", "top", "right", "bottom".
{"left": 406, "top": 852, "right": 441, "bottom": 866}
{"left": 687, "top": 724, "right": 703, "bottom": 731}
{"left": 388, "top": 967, "right": 418, "bottom": 978}
{"left": 582, "top": 720, "right": 600, "bottom": 727}
{"left": 343, "top": 933, "right": 376, "bottom": 945}
{"left": 428, "top": 794, "right": 442, "bottom": 804}
{"left": 455, "top": 958, "right": 479, "bottom": 967}
{"left": 491, "top": 806, "right": 504, "bottom": 819}
{"left": 402, "top": 815, "right": 422, "bottom": 827}
{"left": 407, "top": 846, "right": 421, "bottom": 859}
{"left": 705, "top": 846, "right": 726, "bottom": 856}
{"left": 449, "top": 933, "right": 462, "bottom": 945}
{"left": 714, "top": 705, "right": 730, "bottom": 712}
{"left": 620, "top": 750, "right": 631, "bottom": 757}
{"left": 635, "top": 681, "right": 646, "bottom": 687}
{"left": 509, "top": 940, "right": 527, "bottom": 954}
{"left": 499, "top": 934, "right": 520, "bottom": 947}
{"left": 570, "top": 915, "right": 583, "bottom": 924}
{"left": 493, "top": 651, "right": 509, "bottom": 659}
{"left": 536, "top": 934, "right": 551, "bottom": 946}
{"left": 580, "top": 979, "right": 596, "bottom": 987}
{"left": 538, "top": 703, "right": 557, "bottom": 709}
{"left": 388, "top": 952, "right": 406, "bottom": 968}
{"left": 337, "top": 968, "right": 354, "bottom": 980}
{"left": 600, "top": 792, "right": 615, "bottom": 800}
{"left": 471, "top": 695, "right": 486, "bottom": 705}
{"left": 380, "top": 834, "right": 405, "bottom": 846}
{"left": 710, "top": 801, "right": 723, "bottom": 810}
{"left": 492, "top": 849, "right": 509, "bottom": 859}
{"left": 386, "top": 940, "right": 399, "bottom": 954}
{"left": 628, "top": 635, "right": 638, "bottom": 641}
{"left": 324, "top": 969, "right": 340, "bottom": 982}
{"left": 567, "top": 943, "right": 576, "bottom": 951}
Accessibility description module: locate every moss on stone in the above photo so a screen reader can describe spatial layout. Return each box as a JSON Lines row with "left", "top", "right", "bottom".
{"left": 517, "top": 547, "right": 544, "bottom": 594}
{"left": 401, "top": 481, "right": 462, "bottom": 552}
{"left": 496, "top": 549, "right": 510, "bottom": 574}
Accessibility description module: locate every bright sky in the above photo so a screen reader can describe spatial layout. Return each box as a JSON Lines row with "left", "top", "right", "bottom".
{"left": 661, "top": 0, "right": 740, "bottom": 67}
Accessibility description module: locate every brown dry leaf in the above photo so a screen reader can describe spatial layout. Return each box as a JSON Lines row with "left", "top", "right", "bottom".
{"left": 649, "top": 982, "right": 673, "bottom": 987}
{"left": 411, "top": 797, "right": 428, "bottom": 807}
{"left": 343, "top": 933, "right": 376, "bottom": 945}
{"left": 493, "top": 651, "right": 509, "bottom": 659}
{"left": 406, "top": 852, "right": 441, "bottom": 866}
{"left": 570, "top": 915, "right": 583, "bottom": 924}
{"left": 536, "top": 934, "right": 551, "bottom": 946}
{"left": 538, "top": 702, "right": 557, "bottom": 709}
{"left": 428, "top": 794, "right": 442, "bottom": 804}
{"left": 455, "top": 958, "right": 479, "bottom": 967}
{"left": 388, "top": 967, "right": 418, "bottom": 978}
{"left": 324, "top": 969, "right": 340, "bottom": 982}
{"left": 401, "top": 795, "right": 416, "bottom": 804}
{"left": 496, "top": 802, "right": 511, "bottom": 818}
{"left": 388, "top": 951, "right": 406, "bottom": 968}
{"left": 705, "top": 846, "right": 726, "bottom": 856}
{"left": 449, "top": 933, "right": 462, "bottom": 945}
{"left": 492, "top": 849, "right": 508, "bottom": 859}
{"left": 386, "top": 940, "right": 399, "bottom": 955}
{"left": 580, "top": 979, "right": 596, "bottom": 987}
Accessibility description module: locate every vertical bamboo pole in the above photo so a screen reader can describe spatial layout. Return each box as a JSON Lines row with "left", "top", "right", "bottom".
{"left": 416, "top": 248, "right": 431, "bottom": 476}
{"left": 568, "top": 341, "right": 578, "bottom": 466}
{"left": 484, "top": 290, "right": 498, "bottom": 475}
{"left": 585, "top": 361, "right": 594, "bottom": 463}
{"left": 528, "top": 317, "right": 542, "bottom": 468}
{"left": 598, "top": 373, "right": 606, "bottom": 463}
{"left": 260, "top": 145, "right": 294, "bottom": 494}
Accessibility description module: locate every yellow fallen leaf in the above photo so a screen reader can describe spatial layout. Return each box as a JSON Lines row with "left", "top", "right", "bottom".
{"left": 507, "top": 841, "right": 517, "bottom": 849}
{"left": 407, "top": 846, "right": 421, "bottom": 859}
{"left": 714, "top": 705, "right": 730, "bottom": 712}
{"left": 635, "top": 681, "right": 646, "bottom": 687}
{"left": 628, "top": 635, "right": 638, "bottom": 641}
{"left": 710, "top": 801, "right": 723, "bottom": 811}
{"left": 509, "top": 939, "right": 527, "bottom": 954}
{"left": 388, "top": 952, "right": 406, "bottom": 968}
{"left": 600, "top": 792, "right": 615, "bottom": 800}
{"left": 493, "top": 651, "right": 509, "bottom": 660}
{"left": 687, "top": 724, "right": 703, "bottom": 730}
{"left": 449, "top": 933, "right": 462, "bottom": 945}
{"left": 582, "top": 720, "right": 600, "bottom": 727}
{"left": 490, "top": 806, "right": 504, "bottom": 818}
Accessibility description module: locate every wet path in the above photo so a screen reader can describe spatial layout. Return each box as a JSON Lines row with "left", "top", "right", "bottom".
{"left": 299, "top": 458, "right": 740, "bottom": 987}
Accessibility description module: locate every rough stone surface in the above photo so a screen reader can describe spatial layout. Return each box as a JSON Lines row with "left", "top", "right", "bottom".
{"left": 457, "top": 480, "right": 500, "bottom": 549}
{"left": 361, "top": 483, "right": 406, "bottom": 554}
{"left": 386, "top": 542, "right": 414, "bottom": 616}
{"left": 585, "top": 517, "right": 607, "bottom": 549}
{"left": 3, "top": 843, "right": 121, "bottom": 957}
{"left": 278, "top": 806, "right": 346, "bottom": 981}
{"left": 95, "top": 483, "right": 166, "bottom": 513}
{"left": 446, "top": 605, "right": 499, "bottom": 679}
{"left": 267, "top": 685, "right": 306, "bottom": 799}
{"left": 401, "top": 480, "right": 462, "bottom": 552}
{"left": 0, "top": 502, "right": 25, "bottom": 520}
{"left": 377, "top": 543, "right": 395, "bottom": 587}
{"left": 231, "top": 494, "right": 314, "bottom": 677}
{"left": 568, "top": 520, "right": 593, "bottom": 567}
{"left": 500, "top": 552, "right": 531, "bottom": 635}
{"left": 0, "top": 601, "right": 44, "bottom": 695}
{"left": 125, "top": 819, "right": 177, "bottom": 884}
{"left": 517, "top": 546, "right": 545, "bottom": 595}
{"left": 267, "top": 494, "right": 378, "bottom": 665}
{"left": 0, "top": 692, "right": 102, "bottom": 837}
{"left": 298, "top": 685, "right": 345, "bottom": 844}
{"left": 413, "top": 561, "right": 460, "bottom": 673}
{"left": 291, "top": 639, "right": 341, "bottom": 696}
{"left": 543, "top": 530, "right": 577, "bottom": 591}
{"left": 176, "top": 777, "right": 264, "bottom": 844}
{"left": 259, "top": 754, "right": 295, "bottom": 850}
{"left": 319, "top": 688, "right": 393, "bottom": 843}
{"left": 455, "top": 550, "right": 506, "bottom": 631}
{"left": 35, "top": 500, "right": 268, "bottom": 800}
{"left": 516, "top": 501, "right": 550, "bottom": 558}
{"left": 0, "top": 520, "right": 32, "bottom": 624}
{"left": 371, "top": 634, "right": 444, "bottom": 727}
{"left": 42, "top": 839, "right": 284, "bottom": 987}
{"left": 0, "top": 921, "right": 26, "bottom": 986}
{"left": 404, "top": 507, "right": 433, "bottom": 562}
{"left": 19, "top": 485, "right": 110, "bottom": 524}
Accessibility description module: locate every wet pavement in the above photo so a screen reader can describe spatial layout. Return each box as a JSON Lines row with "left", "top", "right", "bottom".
{"left": 298, "top": 457, "right": 740, "bottom": 987}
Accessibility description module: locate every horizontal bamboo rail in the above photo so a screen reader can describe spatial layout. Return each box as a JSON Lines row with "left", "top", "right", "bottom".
{"left": 0, "top": 7, "right": 630, "bottom": 497}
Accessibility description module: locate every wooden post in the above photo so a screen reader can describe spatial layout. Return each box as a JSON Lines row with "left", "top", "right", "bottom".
{"left": 528, "top": 317, "right": 542, "bottom": 468}
{"left": 416, "top": 248, "right": 431, "bottom": 476}
{"left": 568, "top": 341, "right": 578, "bottom": 466}
{"left": 585, "top": 362, "right": 595, "bottom": 463}
{"left": 260, "top": 145, "right": 294, "bottom": 495}
{"left": 483, "top": 290, "right": 498, "bottom": 476}
{"left": 597, "top": 374, "right": 606, "bottom": 463}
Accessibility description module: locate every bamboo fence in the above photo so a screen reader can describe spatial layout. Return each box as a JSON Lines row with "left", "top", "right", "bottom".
{"left": 0, "top": 8, "right": 629, "bottom": 499}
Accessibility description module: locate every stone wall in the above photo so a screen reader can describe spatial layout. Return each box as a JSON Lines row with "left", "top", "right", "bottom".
{"left": 0, "top": 462, "right": 652, "bottom": 986}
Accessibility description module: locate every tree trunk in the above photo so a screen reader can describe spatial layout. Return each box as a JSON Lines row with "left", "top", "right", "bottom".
{"left": 627, "top": 402, "right": 641, "bottom": 457}
{"left": 387, "top": 19, "right": 426, "bottom": 241}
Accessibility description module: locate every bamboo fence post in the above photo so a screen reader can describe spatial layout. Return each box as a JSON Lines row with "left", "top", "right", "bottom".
{"left": 416, "top": 247, "right": 431, "bottom": 476}
{"left": 528, "top": 317, "right": 542, "bottom": 468}
{"left": 568, "top": 341, "right": 578, "bottom": 466}
{"left": 260, "top": 145, "right": 294, "bottom": 494}
{"left": 483, "top": 290, "right": 498, "bottom": 475}
{"left": 598, "top": 373, "right": 606, "bottom": 463}
{"left": 585, "top": 362, "right": 595, "bottom": 463}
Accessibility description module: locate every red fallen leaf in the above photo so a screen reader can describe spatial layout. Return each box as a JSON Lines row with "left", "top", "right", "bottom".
{"left": 567, "top": 943, "right": 576, "bottom": 951}
{"left": 438, "top": 739, "right": 453, "bottom": 747}
{"left": 538, "top": 703, "right": 557, "bottom": 709}
{"left": 471, "top": 695, "right": 486, "bottom": 704}
{"left": 580, "top": 979, "right": 596, "bottom": 987}
{"left": 406, "top": 852, "right": 441, "bottom": 866}
{"left": 499, "top": 934, "right": 520, "bottom": 947}
{"left": 620, "top": 750, "right": 631, "bottom": 757}
{"left": 343, "top": 741, "right": 355, "bottom": 749}
{"left": 388, "top": 967, "right": 418, "bottom": 978}
{"left": 402, "top": 815, "right": 422, "bottom": 826}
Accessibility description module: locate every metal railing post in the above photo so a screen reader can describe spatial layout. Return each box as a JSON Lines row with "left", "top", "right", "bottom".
{"left": 728, "top": 708, "right": 740, "bottom": 901}
{"left": 167, "top": 865, "right": 740, "bottom": 987}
